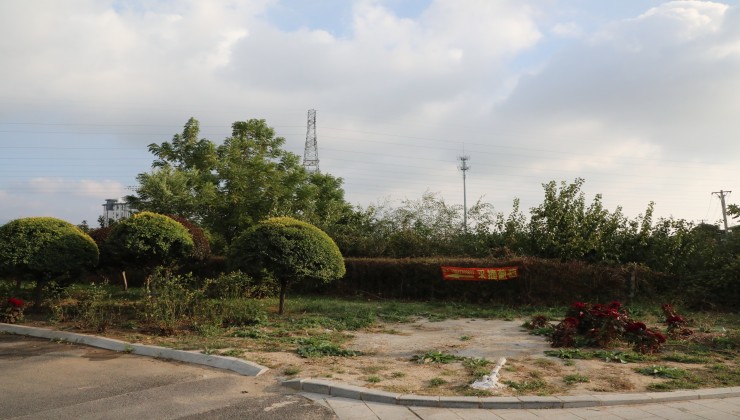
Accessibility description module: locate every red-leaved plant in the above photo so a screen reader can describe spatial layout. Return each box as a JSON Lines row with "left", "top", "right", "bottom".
{"left": 661, "top": 303, "right": 693, "bottom": 338}
{"left": 1, "top": 297, "right": 26, "bottom": 324}
{"left": 550, "top": 301, "right": 668, "bottom": 354}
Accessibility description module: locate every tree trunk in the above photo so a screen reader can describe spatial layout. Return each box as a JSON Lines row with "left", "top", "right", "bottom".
{"left": 33, "top": 280, "right": 44, "bottom": 309}
{"left": 121, "top": 271, "right": 128, "bottom": 291}
{"left": 278, "top": 281, "right": 287, "bottom": 315}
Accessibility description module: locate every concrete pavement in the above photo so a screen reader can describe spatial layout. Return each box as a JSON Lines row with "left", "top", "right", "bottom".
{"left": 0, "top": 334, "right": 334, "bottom": 419}
{"left": 305, "top": 393, "right": 740, "bottom": 419}
{"left": 3, "top": 325, "right": 740, "bottom": 419}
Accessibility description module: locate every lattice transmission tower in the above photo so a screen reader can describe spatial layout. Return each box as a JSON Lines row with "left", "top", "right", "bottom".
{"left": 303, "top": 109, "right": 320, "bottom": 173}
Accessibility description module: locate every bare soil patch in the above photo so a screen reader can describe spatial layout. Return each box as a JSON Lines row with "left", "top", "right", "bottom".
{"left": 233, "top": 318, "right": 672, "bottom": 396}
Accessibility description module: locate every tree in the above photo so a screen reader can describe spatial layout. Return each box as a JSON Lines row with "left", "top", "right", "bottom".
{"left": 0, "top": 217, "right": 99, "bottom": 305}
{"left": 729, "top": 203, "right": 740, "bottom": 221}
{"left": 128, "top": 118, "right": 351, "bottom": 247}
{"left": 228, "top": 217, "right": 345, "bottom": 314}
{"left": 528, "top": 178, "right": 632, "bottom": 262}
{"left": 104, "top": 212, "right": 193, "bottom": 291}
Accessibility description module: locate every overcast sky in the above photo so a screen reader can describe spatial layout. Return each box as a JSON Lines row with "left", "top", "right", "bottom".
{"left": 1, "top": 0, "right": 738, "bottom": 228}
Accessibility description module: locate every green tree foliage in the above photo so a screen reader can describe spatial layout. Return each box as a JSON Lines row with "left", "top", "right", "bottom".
{"left": 528, "top": 178, "right": 628, "bottom": 262}
{"left": 728, "top": 203, "right": 740, "bottom": 221}
{"left": 228, "top": 217, "right": 345, "bottom": 314}
{"left": 128, "top": 118, "right": 351, "bottom": 247}
{"left": 104, "top": 211, "right": 194, "bottom": 273}
{"left": 0, "top": 217, "right": 99, "bottom": 304}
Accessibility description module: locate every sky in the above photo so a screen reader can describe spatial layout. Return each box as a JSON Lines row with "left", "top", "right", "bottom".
{"left": 1, "top": 0, "right": 739, "bottom": 228}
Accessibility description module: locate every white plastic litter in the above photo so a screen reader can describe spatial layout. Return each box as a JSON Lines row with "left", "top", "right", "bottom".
{"left": 470, "top": 357, "right": 507, "bottom": 390}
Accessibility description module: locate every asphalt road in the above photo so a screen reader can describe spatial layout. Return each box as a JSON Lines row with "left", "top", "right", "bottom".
{"left": 0, "top": 334, "right": 336, "bottom": 419}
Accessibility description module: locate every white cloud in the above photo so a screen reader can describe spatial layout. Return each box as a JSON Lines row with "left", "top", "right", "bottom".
{"left": 0, "top": 0, "right": 738, "bottom": 225}
{"left": 28, "top": 178, "right": 125, "bottom": 198}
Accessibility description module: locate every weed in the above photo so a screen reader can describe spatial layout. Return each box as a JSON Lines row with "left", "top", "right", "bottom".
{"left": 635, "top": 365, "right": 688, "bottom": 379}
{"left": 459, "top": 335, "right": 472, "bottom": 341}
{"left": 462, "top": 357, "right": 491, "bottom": 379}
{"left": 563, "top": 374, "right": 589, "bottom": 385}
{"left": 503, "top": 378, "right": 548, "bottom": 393}
{"left": 390, "top": 371, "right": 406, "bottom": 378}
{"left": 429, "top": 377, "right": 447, "bottom": 387}
{"left": 660, "top": 353, "right": 711, "bottom": 364}
{"left": 366, "top": 375, "right": 382, "bottom": 383}
{"left": 411, "top": 351, "right": 461, "bottom": 364}
{"left": 530, "top": 327, "right": 555, "bottom": 336}
{"left": 122, "top": 344, "right": 134, "bottom": 354}
{"left": 296, "top": 338, "right": 359, "bottom": 358}
{"left": 563, "top": 359, "right": 575, "bottom": 366}
{"left": 591, "top": 350, "right": 648, "bottom": 364}
{"left": 533, "top": 358, "right": 557, "bottom": 368}
{"left": 220, "top": 349, "right": 243, "bottom": 357}
{"left": 283, "top": 366, "right": 301, "bottom": 376}
{"left": 361, "top": 365, "right": 384, "bottom": 374}
{"left": 230, "top": 329, "right": 265, "bottom": 339}
{"left": 544, "top": 349, "right": 589, "bottom": 360}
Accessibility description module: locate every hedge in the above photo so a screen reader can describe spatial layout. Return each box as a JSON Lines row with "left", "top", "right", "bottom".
{"left": 305, "top": 257, "right": 671, "bottom": 305}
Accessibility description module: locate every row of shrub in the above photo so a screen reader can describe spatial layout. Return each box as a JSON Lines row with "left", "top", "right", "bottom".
{"left": 296, "top": 257, "right": 676, "bottom": 306}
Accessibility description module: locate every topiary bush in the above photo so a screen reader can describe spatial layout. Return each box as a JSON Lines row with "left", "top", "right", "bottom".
{"left": 104, "top": 212, "right": 194, "bottom": 291}
{"left": 0, "top": 217, "right": 99, "bottom": 305}
{"left": 228, "top": 217, "right": 345, "bottom": 314}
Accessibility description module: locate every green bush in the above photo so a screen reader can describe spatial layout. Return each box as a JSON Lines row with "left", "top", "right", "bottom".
{"left": 228, "top": 217, "right": 345, "bottom": 314}
{"left": 205, "top": 270, "right": 278, "bottom": 299}
{"left": 0, "top": 217, "right": 99, "bottom": 303}
{"left": 136, "top": 269, "right": 202, "bottom": 334}
{"left": 104, "top": 211, "right": 194, "bottom": 273}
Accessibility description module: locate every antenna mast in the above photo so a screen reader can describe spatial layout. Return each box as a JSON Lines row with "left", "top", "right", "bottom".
{"left": 458, "top": 154, "right": 470, "bottom": 233}
{"left": 303, "top": 109, "right": 320, "bottom": 173}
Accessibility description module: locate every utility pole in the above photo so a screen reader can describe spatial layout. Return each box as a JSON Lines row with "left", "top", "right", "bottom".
{"left": 303, "top": 109, "right": 320, "bottom": 173}
{"left": 458, "top": 155, "right": 470, "bottom": 233}
{"left": 712, "top": 190, "right": 732, "bottom": 232}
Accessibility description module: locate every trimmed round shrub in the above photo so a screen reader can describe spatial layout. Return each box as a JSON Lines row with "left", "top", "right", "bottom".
{"left": 104, "top": 211, "right": 194, "bottom": 270}
{"left": 0, "top": 217, "right": 99, "bottom": 301}
{"left": 228, "top": 217, "right": 345, "bottom": 314}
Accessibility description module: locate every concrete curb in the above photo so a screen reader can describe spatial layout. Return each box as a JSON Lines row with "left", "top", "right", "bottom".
{"left": 0, "top": 323, "right": 269, "bottom": 377}
{"left": 283, "top": 378, "right": 740, "bottom": 410}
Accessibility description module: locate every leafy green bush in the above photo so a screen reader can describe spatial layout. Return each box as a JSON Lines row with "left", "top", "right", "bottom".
{"left": 104, "top": 212, "right": 193, "bottom": 292}
{"left": 204, "top": 270, "right": 278, "bottom": 299}
{"left": 136, "top": 269, "right": 202, "bottom": 334}
{"left": 228, "top": 217, "right": 345, "bottom": 314}
{"left": 0, "top": 217, "right": 99, "bottom": 303}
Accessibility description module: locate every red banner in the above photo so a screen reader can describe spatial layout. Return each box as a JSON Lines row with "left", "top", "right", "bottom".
{"left": 441, "top": 266, "right": 518, "bottom": 281}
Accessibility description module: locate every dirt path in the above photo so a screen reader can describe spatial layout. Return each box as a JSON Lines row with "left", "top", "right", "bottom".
{"left": 248, "top": 318, "right": 660, "bottom": 396}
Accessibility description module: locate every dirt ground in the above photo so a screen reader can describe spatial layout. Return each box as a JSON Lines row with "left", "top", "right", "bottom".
{"left": 21, "top": 317, "right": 691, "bottom": 396}
{"left": 242, "top": 318, "right": 663, "bottom": 396}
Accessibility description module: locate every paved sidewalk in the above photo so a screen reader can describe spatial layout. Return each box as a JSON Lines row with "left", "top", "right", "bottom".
{"left": 306, "top": 393, "right": 740, "bottom": 419}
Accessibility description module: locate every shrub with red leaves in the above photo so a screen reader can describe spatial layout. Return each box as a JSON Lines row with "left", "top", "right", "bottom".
{"left": 662, "top": 303, "right": 692, "bottom": 338}
{"left": 166, "top": 215, "right": 211, "bottom": 261}
{"left": 550, "top": 301, "right": 668, "bottom": 354}
{"left": 1, "top": 297, "right": 26, "bottom": 323}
